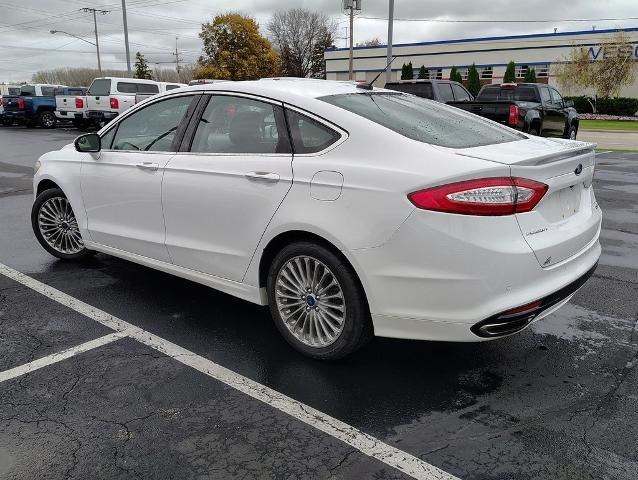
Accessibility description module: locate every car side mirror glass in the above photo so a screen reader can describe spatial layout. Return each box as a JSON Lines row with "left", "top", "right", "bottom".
{"left": 74, "top": 133, "right": 101, "bottom": 153}
{"left": 564, "top": 100, "right": 574, "bottom": 108}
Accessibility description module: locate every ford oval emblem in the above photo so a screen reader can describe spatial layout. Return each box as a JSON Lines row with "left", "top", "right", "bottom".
{"left": 574, "top": 164, "right": 583, "bottom": 175}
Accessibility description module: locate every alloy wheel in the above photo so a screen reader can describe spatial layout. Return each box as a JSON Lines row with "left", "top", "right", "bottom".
{"left": 37, "top": 197, "right": 84, "bottom": 254}
{"left": 275, "top": 255, "right": 346, "bottom": 348}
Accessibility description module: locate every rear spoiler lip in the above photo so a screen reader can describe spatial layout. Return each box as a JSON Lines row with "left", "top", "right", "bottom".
{"left": 450, "top": 141, "right": 597, "bottom": 167}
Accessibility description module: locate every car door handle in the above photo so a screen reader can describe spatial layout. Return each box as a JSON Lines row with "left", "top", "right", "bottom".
{"left": 245, "top": 171, "right": 280, "bottom": 183}
{"left": 136, "top": 162, "right": 159, "bottom": 171}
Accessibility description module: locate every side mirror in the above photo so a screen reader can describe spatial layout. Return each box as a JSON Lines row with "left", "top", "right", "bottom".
{"left": 564, "top": 100, "right": 574, "bottom": 108}
{"left": 74, "top": 133, "right": 101, "bottom": 153}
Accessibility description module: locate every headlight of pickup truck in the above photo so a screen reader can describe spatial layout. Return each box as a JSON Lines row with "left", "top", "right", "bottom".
{"left": 34, "top": 160, "right": 41, "bottom": 174}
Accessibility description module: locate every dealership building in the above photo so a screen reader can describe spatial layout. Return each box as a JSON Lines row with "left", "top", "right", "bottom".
{"left": 324, "top": 27, "right": 638, "bottom": 96}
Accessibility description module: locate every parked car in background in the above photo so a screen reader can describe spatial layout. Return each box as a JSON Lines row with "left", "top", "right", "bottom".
{"left": 31, "top": 79, "right": 600, "bottom": 359}
{"left": 2, "top": 84, "right": 67, "bottom": 128}
{"left": 384, "top": 79, "right": 474, "bottom": 103}
{"left": 449, "top": 83, "right": 580, "bottom": 139}
{"left": 135, "top": 81, "right": 187, "bottom": 104}
{"left": 0, "top": 84, "right": 21, "bottom": 125}
{"left": 86, "top": 77, "right": 161, "bottom": 126}
{"left": 54, "top": 87, "right": 88, "bottom": 128}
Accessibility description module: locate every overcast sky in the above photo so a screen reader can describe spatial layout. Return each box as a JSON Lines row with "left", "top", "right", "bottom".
{"left": 0, "top": 0, "right": 636, "bottom": 82}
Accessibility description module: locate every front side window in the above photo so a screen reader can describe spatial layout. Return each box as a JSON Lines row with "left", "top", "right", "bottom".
{"left": 438, "top": 83, "right": 454, "bottom": 103}
{"left": 320, "top": 92, "right": 523, "bottom": 148}
{"left": 286, "top": 110, "right": 341, "bottom": 154}
{"left": 111, "top": 95, "right": 193, "bottom": 152}
{"left": 88, "top": 79, "right": 110, "bottom": 96}
{"left": 452, "top": 84, "right": 471, "bottom": 101}
{"left": 41, "top": 87, "right": 56, "bottom": 96}
{"left": 540, "top": 86, "right": 551, "bottom": 104}
{"left": 190, "top": 95, "right": 290, "bottom": 154}
{"left": 550, "top": 89, "right": 564, "bottom": 107}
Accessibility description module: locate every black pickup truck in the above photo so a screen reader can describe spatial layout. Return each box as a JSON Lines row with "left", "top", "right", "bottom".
{"left": 448, "top": 83, "right": 580, "bottom": 139}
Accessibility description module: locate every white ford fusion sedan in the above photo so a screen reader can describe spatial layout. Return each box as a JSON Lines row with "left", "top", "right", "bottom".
{"left": 31, "top": 78, "right": 601, "bottom": 359}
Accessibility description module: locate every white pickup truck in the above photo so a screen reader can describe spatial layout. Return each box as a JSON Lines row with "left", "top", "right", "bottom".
{"left": 54, "top": 87, "right": 88, "bottom": 127}
{"left": 86, "top": 77, "right": 162, "bottom": 126}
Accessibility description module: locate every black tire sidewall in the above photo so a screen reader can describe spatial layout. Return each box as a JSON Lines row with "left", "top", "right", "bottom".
{"left": 31, "top": 188, "right": 92, "bottom": 260}
{"left": 39, "top": 111, "right": 55, "bottom": 129}
{"left": 266, "top": 241, "right": 372, "bottom": 360}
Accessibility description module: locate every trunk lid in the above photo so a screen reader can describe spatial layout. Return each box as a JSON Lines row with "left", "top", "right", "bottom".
{"left": 453, "top": 137, "right": 601, "bottom": 267}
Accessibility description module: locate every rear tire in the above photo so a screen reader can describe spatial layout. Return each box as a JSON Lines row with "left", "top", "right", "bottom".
{"left": 528, "top": 126, "right": 539, "bottom": 136}
{"left": 267, "top": 242, "right": 372, "bottom": 360}
{"left": 39, "top": 111, "right": 56, "bottom": 129}
{"left": 567, "top": 125, "right": 577, "bottom": 140}
{"left": 31, "top": 188, "right": 92, "bottom": 260}
{"left": 1, "top": 117, "right": 12, "bottom": 127}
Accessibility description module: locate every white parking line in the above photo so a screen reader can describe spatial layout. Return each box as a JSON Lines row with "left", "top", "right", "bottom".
{"left": 0, "top": 262, "right": 459, "bottom": 480}
{"left": 0, "top": 332, "right": 126, "bottom": 383}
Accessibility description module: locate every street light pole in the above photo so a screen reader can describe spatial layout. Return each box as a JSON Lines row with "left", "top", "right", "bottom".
{"left": 121, "top": 0, "right": 131, "bottom": 74}
{"left": 385, "top": 0, "right": 394, "bottom": 85}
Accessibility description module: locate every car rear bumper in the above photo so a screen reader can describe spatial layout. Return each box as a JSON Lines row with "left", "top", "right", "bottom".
{"left": 55, "top": 111, "right": 83, "bottom": 121}
{"left": 351, "top": 208, "right": 602, "bottom": 342}
{"left": 87, "top": 110, "right": 118, "bottom": 120}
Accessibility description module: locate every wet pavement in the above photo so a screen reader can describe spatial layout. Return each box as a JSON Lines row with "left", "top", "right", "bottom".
{"left": 0, "top": 126, "right": 637, "bottom": 479}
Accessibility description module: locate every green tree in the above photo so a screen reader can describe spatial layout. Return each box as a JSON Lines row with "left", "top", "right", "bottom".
{"left": 133, "top": 52, "right": 153, "bottom": 79}
{"left": 524, "top": 67, "right": 537, "bottom": 83}
{"left": 449, "top": 65, "right": 462, "bottom": 83}
{"left": 467, "top": 63, "right": 481, "bottom": 96}
{"left": 195, "top": 13, "right": 279, "bottom": 80}
{"left": 417, "top": 65, "right": 427, "bottom": 79}
{"left": 503, "top": 60, "right": 516, "bottom": 83}
{"left": 400, "top": 62, "right": 413, "bottom": 80}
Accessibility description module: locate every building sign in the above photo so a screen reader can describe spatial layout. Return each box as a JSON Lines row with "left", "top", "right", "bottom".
{"left": 588, "top": 45, "right": 638, "bottom": 60}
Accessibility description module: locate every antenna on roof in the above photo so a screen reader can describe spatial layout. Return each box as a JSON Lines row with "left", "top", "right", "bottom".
{"left": 357, "top": 55, "right": 397, "bottom": 91}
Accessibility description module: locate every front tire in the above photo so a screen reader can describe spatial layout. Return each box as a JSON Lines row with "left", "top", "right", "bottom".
{"left": 267, "top": 242, "right": 372, "bottom": 360}
{"left": 31, "top": 188, "right": 92, "bottom": 260}
{"left": 567, "top": 124, "right": 577, "bottom": 140}
{"left": 39, "top": 111, "right": 56, "bottom": 129}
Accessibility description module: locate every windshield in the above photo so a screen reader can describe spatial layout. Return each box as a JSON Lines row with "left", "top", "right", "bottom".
{"left": 88, "top": 79, "right": 111, "bottom": 96}
{"left": 319, "top": 93, "right": 523, "bottom": 148}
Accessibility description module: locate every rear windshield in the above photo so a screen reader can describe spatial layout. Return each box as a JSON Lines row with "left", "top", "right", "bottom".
{"left": 384, "top": 82, "right": 434, "bottom": 99}
{"left": 20, "top": 85, "right": 36, "bottom": 96}
{"left": 477, "top": 86, "right": 539, "bottom": 102}
{"left": 8, "top": 87, "right": 20, "bottom": 95}
{"left": 88, "top": 79, "right": 111, "bottom": 96}
{"left": 319, "top": 93, "right": 523, "bottom": 148}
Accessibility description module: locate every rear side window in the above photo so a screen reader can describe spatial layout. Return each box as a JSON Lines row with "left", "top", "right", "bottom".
{"left": 137, "top": 83, "right": 160, "bottom": 94}
{"left": 320, "top": 92, "right": 523, "bottom": 148}
{"left": 190, "top": 95, "right": 290, "bottom": 154}
{"left": 438, "top": 83, "right": 454, "bottom": 103}
{"left": 285, "top": 110, "right": 341, "bottom": 154}
{"left": 117, "top": 82, "right": 137, "bottom": 94}
{"left": 384, "top": 82, "right": 434, "bottom": 99}
{"left": 165, "top": 84, "right": 181, "bottom": 91}
{"left": 452, "top": 84, "right": 471, "bottom": 101}
{"left": 88, "top": 79, "right": 111, "bottom": 96}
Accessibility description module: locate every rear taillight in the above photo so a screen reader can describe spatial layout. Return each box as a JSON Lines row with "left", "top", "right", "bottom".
{"left": 17, "top": 98, "right": 24, "bottom": 110}
{"left": 0, "top": 98, "right": 3, "bottom": 107}
{"left": 109, "top": 97, "right": 118, "bottom": 109}
{"left": 75, "top": 97, "right": 84, "bottom": 108}
{"left": 408, "top": 177, "right": 548, "bottom": 216}
{"left": 508, "top": 104, "right": 519, "bottom": 126}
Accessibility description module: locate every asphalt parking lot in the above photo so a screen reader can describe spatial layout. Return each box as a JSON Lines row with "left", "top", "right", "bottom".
{"left": 0, "top": 126, "right": 637, "bottom": 480}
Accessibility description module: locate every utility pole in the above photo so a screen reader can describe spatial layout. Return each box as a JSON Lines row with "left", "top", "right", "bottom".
{"left": 348, "top": 5, "right": 354, "bottom": 80}
{"left": 385, "top": 0, "right": 394, "bottom": 85}
{"left": 81, "top": 8, "right": 109, "bottom": 75}
{"left": 121, "top": 0, "right": 131, "bottom": 74}
{"left": 172, "top": 37, "right": 183, "bottom": 79}
{"left": 343, "top": 0, "right": 361, "bottom": 81}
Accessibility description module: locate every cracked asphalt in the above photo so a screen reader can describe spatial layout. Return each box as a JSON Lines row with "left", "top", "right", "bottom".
{"left": 0, "top": 126, "right": 637, "bottom": 479}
